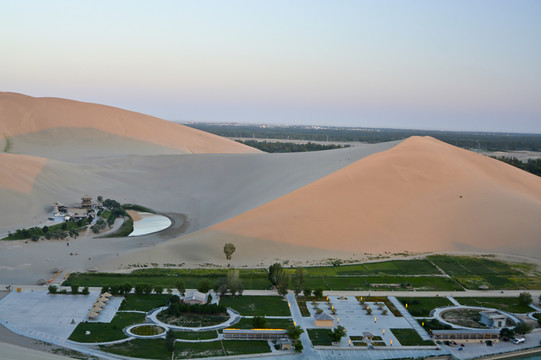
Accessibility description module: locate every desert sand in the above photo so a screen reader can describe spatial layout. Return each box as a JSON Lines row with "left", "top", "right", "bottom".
{"left": 1, "top": 93, "right": 540, "bottom": 285}
{"left": 208, "top": 136, "right": 541, "bottom": 255}
{"left": 0, "top": 92, "right": 258, "bottom": 154}
{"left": 0, "top": 153, "right": 47, "bottom": 193}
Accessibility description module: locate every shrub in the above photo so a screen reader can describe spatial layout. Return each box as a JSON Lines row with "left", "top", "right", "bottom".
{"left": 71, "top": 285, "right": 79, "bottom": 294}
{"left": 82, "top": 287, "right": 89, "bottom": 295}
{"left": 48, "top": 285, "right": 57, "bottom": 294}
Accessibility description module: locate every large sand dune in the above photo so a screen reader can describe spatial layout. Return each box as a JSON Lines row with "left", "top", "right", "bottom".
{"left": 207, "top": 136, "right": 541, "bottom": 256}
{"left": 0, "top": 92, "right": 258, "bottom": 155}
{"left": 1, "top": 93, "right": 540, "bottom": 284}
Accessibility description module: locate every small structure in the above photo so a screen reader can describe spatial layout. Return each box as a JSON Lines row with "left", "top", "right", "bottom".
{"left": 184, "top": 291, "right": 208, "bottom": 305}
{"left": 480, "top": 311, "right": 506, "bottom": 328}
{"left": 223, "top": 328, "right": 288, "bottom": 340}
{"left": 432, "top": 329, "right": 500, "bottom": 343}
{"left": 479, "top": 284, "right": 489, "bottom": 290}
{"left": 277, "top": 338, "right": 292, "bottom": 350}
{"left": 87, "top": 311, "right": 99, "bottom": 319}
{"left": 81, "top": 195, "right": 93, "bottom": 209}
{"left": 101, "top": 292, "right": 112, "bottom": 298}
{"left": 314, "top": 312, "right": 334, "bottom": 327}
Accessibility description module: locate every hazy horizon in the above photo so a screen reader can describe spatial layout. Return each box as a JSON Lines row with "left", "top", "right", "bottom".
{"left": 2, "top": 0, "right": 540, "bottom": 133}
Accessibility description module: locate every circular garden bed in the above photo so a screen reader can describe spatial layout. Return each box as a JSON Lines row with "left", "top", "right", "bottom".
{"left": 157, "top": 311, "right": 229, "bottom": 328}
{"left": 129, "top": 324, "right": 165, "bottom": 337}
{"left": 441, "top": 308, "right": 513, "bottom": 329}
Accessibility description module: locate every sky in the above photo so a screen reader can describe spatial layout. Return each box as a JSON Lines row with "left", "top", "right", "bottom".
{"left": 1, "top": 0, "right": 540, "bottom": 133}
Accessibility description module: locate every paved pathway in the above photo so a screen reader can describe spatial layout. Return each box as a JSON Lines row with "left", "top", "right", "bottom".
{"left": 387, "top": 296, "right": 431, "bottom": 341}
{"left": 447, "top": 295, "right": 460, "bottom": 306}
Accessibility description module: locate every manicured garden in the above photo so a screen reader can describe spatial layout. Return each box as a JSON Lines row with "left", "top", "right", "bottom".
{"left": 390, "top": 328, "right": 434, "bottom": 346}
{"left": 69, "top": 312, "right": 146, "bottom": 343}
{"left": 234, "top": 317, "right": 293, "bottom": 329}
{"left": 307, "top": 328, "right": 333, "bottom": 346}
{"left": 173, "top": 330, "right": 219, "bottom": 340}
{"left": 397, "top": 297, "right": 453, "bottom": 317}
{"left": 454, "top": 297, "right": 534, "bottom": 313}
{"left": 219, "top": 295, "right": 291, "bottom": 316}
{"left": 120, "top": 294, "right": 171, "bottom": 311}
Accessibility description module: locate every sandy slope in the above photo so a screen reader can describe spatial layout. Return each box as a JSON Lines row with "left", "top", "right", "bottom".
{"left": 0, "top": 92, "right": 258, "bottom": 154}
{"left": 0, "top": 154, "right": 47, "bottom": 193}
{"left": 207, "top": 136, "right": 541, "bottom": 256}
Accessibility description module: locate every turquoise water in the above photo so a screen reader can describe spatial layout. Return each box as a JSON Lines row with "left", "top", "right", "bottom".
{"left": 129, "top": 212, "right": 171, "bottom": 236}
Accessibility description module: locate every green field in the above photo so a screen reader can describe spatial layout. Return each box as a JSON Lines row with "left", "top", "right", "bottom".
{"left": 64, "top": 268, "right": 271, "bottom": 290}
{"left": 302, "top": 275, "right": 461, "bottom": 291}
{"left": 69, "top": 312, "right": 146, "bottom": 343}
{"left": 307, "top": 328, "right": 333, "bottom": 346}
{"left": 234, "top": 317, "right": 292, "bottom": 329}
{"left": 397, "top": 297, "right": 453, "bottom": 317}
{"left": 219, "top": 296, "right": 291, "bottom": 316}
{"left": 390, "top": 328, "right": 434, "bottom": 346}
{"left": 174, "top": 330, "right": 219, "bottom": 340}
{"left": 453, "top": 297, "right": 534, "bottom": 313}
{"left": 101, "top": 339, "right": 170, "bottom": 360}
{"left": 120, "top": 294, "right": 170, "bottom": 311}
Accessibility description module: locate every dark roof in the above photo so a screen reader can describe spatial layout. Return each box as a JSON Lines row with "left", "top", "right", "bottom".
{"left": 432, "top": 329, "right": 500, "bottom": 335}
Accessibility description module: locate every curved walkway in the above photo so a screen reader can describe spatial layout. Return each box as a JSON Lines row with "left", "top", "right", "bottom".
{"left": 433, "top": 305, "right": 522, "bottom": 330}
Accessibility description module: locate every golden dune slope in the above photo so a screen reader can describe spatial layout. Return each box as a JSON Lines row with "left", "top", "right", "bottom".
{"left": 0, "top": 153, "right": 47, "bottom": 194}
{"left": 211, "top": 136, "right": 541, "bottom": 255}
{"left": 0, "top": 92, "right": 258, "bottom": 154}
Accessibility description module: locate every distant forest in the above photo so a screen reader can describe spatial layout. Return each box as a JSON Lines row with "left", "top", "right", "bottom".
{"left": 492, "top": 157, "right": 541, "bottom": 177}
{"left": 236, "top": 140, "right": 349, "bottom": 153}
{"left": 186, "top": 123, "right": 541, "bottom": 152}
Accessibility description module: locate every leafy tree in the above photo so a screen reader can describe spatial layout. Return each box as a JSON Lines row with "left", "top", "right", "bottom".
{"left": 175, "top": 280, "right": 185, "bottom": 296}
{"left": 223, "top": 243, "right": 236, "bottom": 261}
{"left": 286, "top": 325, "right": 304, "bottom": 341}
{"left": 142, "top": 284, "right": 153, "bottom": 295}
{"left": 61, "top": 222, "right": 68, "bottom": 230}
{"left": 268, "top": 263, "right": 283, "bottom": 286}
{"left": 71, "top": 285, "right": 79, "bottom": 294}
{"left": 226, "top": 270, "right": 243, "bottom": 296}
{"left": 518, "top": 292, "right": 533, "bottom": 306}
{"left": 197, "top": 280, "right": 211, "bottom": 293}
{"left": 48, "top": 285, "right": 57, "bottom": 294}
{"left": 500, "top": 327, "right": 514, "bottom": 339}
{"left": 42, "top": 226, "right": 49, "bottom": 233}
{"left": 514, "top": 321, "right": 533, "bottom": 335}
{"left": 165, "top": 330, "right": 175, "bottom": 352}
{"left": 329, "top": 325, "right": 347, "bottom": 343}
{"left": 134, "top": 284, "right": 145, "bottom": 295}
{"left": 277, "top": 272, "right": 290, "bottom": 296}
{"left": 82, "top": 286, "right": 89, "bottom": 295}
{"left": 294, "top": 339, "right": 303, "bottom": 353}
{"left": 294, "top": 268, "right": 305, "bottom": 295}
{"left": 31, "top": 235, "right": 39, "bottom": 242}
{"left": 121, "top": 282, "right": 133, "bottom": 295}
{"left": 303, "top": 288, "right": 312, "bottom": 298}
{"left": 252, "top": 315, "right": 267, "bottom": 328}
{"left": 154, "top": 285, "right": 164, "bottom": 294}
{"left": 97, "top": 195, "right": 103, "bottom": 202}
{"left": 314, "top": 288, "right": 324, "bottom": 298}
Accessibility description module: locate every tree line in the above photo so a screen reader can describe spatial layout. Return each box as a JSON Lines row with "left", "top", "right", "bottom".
{"left": 236, "top": 140, "right": 349, "bottom": 153}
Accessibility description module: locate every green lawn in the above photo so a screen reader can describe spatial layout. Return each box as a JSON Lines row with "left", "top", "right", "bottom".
{"left": 454, "top": 297, "right": 534, "bottom": 313}
{"left": 302, "top": 275, "right": 461, "bottom": 291}
{"left": 307, "top": 328, "right": 333, "bottom": 346}
{"left": 397, "top": 297, "right": 453, "bottom": 317}
{"left": 120, "top": 294, "right": 171, "bottom": 311}
{"left": 219, "top": 296, "right": 290, "bottom": 316}
{"left": 174, "top": 330, "right": 218, "bottom": 340}
{"left": 428, "top": 255, "right": 525, "bottom": 276}
{"left": 223, "top": 340, "right": 271, "bottom": 356}
{"left": 417, "top": 318, "right": 452, "bottom": 331}
{"left": 287, "top": 259, "right": 440, "bottom": 276}
{"left": 234, "top": 317, "right": 292, "bottom": 329}
{"left": 390, "top": 328, "right": 434, "bottom": 346}
{"left": 101, "top": 339, "right": 170, "bottom": 360}
{"left": 64, "top": 268, "right": 271, "bottom": 290}
{"left": 69, "top": 312, "right": 146, "bottom": 343}
{"left": 175, "top": 341, "right": 224, "bottom": 359}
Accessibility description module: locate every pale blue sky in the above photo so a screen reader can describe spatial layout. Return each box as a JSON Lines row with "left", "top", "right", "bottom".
{"left": 1, "top": 0, "right": 540, "bottom": 132}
